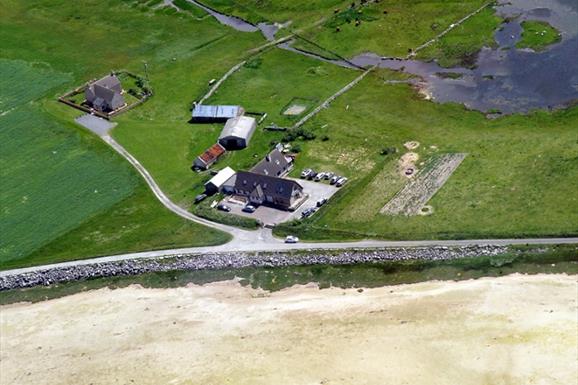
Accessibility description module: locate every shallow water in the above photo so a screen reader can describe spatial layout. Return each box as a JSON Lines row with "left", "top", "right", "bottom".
{"left": 189, "top": 0, "right": 578, "bottom": 114}
{"left": 349, "top": 0, "right": 578, "bottom": 114}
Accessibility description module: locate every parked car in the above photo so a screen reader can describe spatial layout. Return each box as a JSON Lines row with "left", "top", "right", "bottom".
{"left": 307, "top": 170, "right": 318, "bottom": 180}
{"left": 301, "top": 207, "right": 316, "bottom": 218}
{"left": 242, "top": 204, "right": 256, "bottom": 213}
{"left": 314, "top": 172, "right": 325, "bottom": 182}
{"left": 300, "top": 168, "right": 312, "bottom": 178}
{"left": 330, "top": 175, "right": 340, "bottom": 185}
{"left": 324, "top": 172, "right": 334, "bottom": 180}
{"left": 217, "top": 203, "right": 231, "bottom": 212}
{"left": 194, "top": 193, "right": 207, "bottom": 204}
{"left": 316, "top": 198, "right": 328, "bottom": 207}
{"left": 285, "top": 235, "right": 299, "bottom": 243}
{"left": 336, "top": 177, "right": 348, "bottom": 187}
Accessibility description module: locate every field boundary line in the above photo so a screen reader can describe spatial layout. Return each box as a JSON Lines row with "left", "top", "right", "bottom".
{"left": 381, "top": 153, "right": 467, "bottom": 216}
{"left": 410, "top": 1, "right": 495, "bottom": 57}
{"left": 293, "top": 65, "right": 376, "bottom": 128}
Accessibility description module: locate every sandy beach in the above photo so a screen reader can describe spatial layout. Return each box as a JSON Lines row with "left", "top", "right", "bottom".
{"left": 1, "top": 273, "right": 576, "bottom": 385}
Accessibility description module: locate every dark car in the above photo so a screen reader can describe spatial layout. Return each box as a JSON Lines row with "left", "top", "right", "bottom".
{"left": 307, "top": 171, "right": 317, "bottom": 180}
{"left": 301, "top": 207, "right": 316, "bottom": 218}
{"left": 316, "top": 198, "right": 328, "bottom": 207}
{"left": 217, "top": 203, "right": 231, "bottom": 212}
{"left": 194, "top": 194, "right": 207, "bottom": 204}
{"left": 242, "top": 204, "right": 256, "bottom": 213}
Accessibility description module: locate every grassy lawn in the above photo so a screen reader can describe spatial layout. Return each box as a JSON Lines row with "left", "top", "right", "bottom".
{"left": 200, "top": 0, "right": 351, "bottom": 29}
{"left": 417, "top": 7, "right": 503, "bottom": 67}
{"left": 295, "top": 0, "right": 490, "bottom": 58}
{"left": 0, "top": 0, "right": 253, "bottom": 269}
{"left": 275, "top": 70, "right": 578, "bottom": 240}
{"left": 113, "top": 47, "right": 359, "bottom": 207}
{"left": 516, "top": 20, "right": 562, "bottom": 51}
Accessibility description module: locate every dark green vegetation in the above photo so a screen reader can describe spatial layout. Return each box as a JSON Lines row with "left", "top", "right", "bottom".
{"left": 516, "top": 20, "right": 561, "bottom": 51}
{"left": 0, "top": 0, "right": 243, "bottom": 269}
{"left": 297, "top": 0, "right": 490, "bottom": 58}
{"left": 1, "top": 0, "right": 576, "bottom": 270}
{"left": 275, "top": 70, "right": 578, "bottom": 241}
{"left": 201, "top": 0, "right": 349, "bottom": 29}
{"left": 2, "top": 244, "right": 576, "bottom": 305}
{"left": 417, "top": 7, "right": 503, "bottom": 67}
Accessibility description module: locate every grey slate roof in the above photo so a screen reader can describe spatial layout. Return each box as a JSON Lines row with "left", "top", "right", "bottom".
{"left": 234, "top": 171, "right": 302, "bottom": 201}
{"left": 85, "top": 74, "right": 124, "bottom": 111}
{"left": 251, "top": 147, "right": 292, "bottom": 177}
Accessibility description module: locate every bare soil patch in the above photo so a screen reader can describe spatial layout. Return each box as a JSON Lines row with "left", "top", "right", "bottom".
{"left": 382, "top": 153, "right": 467, "bottom": 215}
{"left": 1, "top": 274, "right": 576, "bottom": 385}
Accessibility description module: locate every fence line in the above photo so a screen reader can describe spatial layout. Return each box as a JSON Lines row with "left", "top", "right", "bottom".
{"left": 293, "top": 65, "right": 376, "bottom": 129}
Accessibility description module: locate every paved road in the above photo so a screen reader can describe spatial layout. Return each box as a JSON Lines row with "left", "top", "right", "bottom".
{"left": 2, "top": 232, "right": 577, "bottom": 277}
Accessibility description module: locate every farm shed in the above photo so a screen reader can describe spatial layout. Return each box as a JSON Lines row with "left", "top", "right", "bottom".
{"left": 193, "top": 143, "right": 226, "bottom": 170}
{"left": 85, "top": 74, "right": 125, "bottom": 112}
{"left": 191, "top": 104, "right": 244, "bottom": 123}
{"left": 251, "top": 145, "right": 293, "bottom": 177}
{"left": 233, "top": 171, "right": 303, "bottom": 210}
{"left": 204, "top": 166, "right": 236, "bottom": 194}
{"left": 218, "top": 116, "right": 257, "bottom": 150}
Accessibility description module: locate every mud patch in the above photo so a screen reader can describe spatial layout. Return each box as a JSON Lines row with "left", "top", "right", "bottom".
{"left": 283, "top": 104, "right": 307, "bottom": 116}
{"left": 399, "top": 151, "right": 419, "bottom": 178}
{"left": 404, "top": 141, "right": 420, "bottom": 150}
{"left": 382, "top": 153, "right": 467, "bottom": 216}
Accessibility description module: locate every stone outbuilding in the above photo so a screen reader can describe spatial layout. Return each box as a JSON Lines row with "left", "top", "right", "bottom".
{"left": 193, "top": 143, "right": 226, "bottom": 170}
{"left": 218, "top": 116, "right": 256, "bottom": 150}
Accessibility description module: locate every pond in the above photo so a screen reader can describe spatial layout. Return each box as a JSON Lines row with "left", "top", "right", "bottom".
{"left": 348, "top": 0, "right": 578, "bottom": 114}
{"left": 189, "top": 0, "right": 578, "bottom": 115}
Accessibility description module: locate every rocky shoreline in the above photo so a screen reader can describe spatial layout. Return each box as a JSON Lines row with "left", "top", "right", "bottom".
{"left": 0, "top": 245, "right": 517, "bottom": 291}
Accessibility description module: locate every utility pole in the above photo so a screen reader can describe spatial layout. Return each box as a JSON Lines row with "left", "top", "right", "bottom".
{"left": 143, "top": 61, "right": 149, "bottom": 81}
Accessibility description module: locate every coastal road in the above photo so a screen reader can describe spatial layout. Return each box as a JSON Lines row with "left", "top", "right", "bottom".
{"left": 41, "top": 114, "right": 577, "bottom": 284}
{"left": 2, "top": 229, "right": 577, "bottom": 277}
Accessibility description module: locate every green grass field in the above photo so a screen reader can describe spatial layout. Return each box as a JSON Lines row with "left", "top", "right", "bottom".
{"left": 417, "top": 7, "right": 502, "bottom": 67}
{"left": 516, "top": 20, "right": 561, "bottom": 51}
{"left": 0, "top": 1, "right": 241, "bottom": 269}
{"left": 275, "top": 70, "right": 578, "bottom": 240}
{"left": 113, "top": 47, "right": 359, "bottom": 205}
{"left": 200, "top": 0, "right": 350, "bottom": 29}
{"left": 295, "top": 0, "right": 490, "bottom": 58}
{"left": 1, "top": 0, "right": 576, "bottom": 270}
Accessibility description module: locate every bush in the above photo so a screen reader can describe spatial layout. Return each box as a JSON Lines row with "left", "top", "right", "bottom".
{"left": 244, "top": 57, "right": 263, "bottom": 69}
{"left": 380, "top": 147, "right": 397, "bottom": 155}
{"left": 282, "top": 127, "right": 317, "bottom": 142}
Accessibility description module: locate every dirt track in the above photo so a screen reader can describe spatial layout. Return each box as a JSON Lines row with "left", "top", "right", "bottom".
{"left": 1, "top": 274, "right": 576, "bottom": 385}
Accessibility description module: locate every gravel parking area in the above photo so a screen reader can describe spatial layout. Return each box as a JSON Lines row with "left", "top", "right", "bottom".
{"left": 75, "top": 114, "right": 116, "bottom": 136}
{"left": 225, "top": 178, "right": 339, "bottom": 226}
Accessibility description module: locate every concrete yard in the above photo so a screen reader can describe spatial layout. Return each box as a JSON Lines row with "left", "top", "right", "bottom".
{"left": 74, "top": 114, "right": 116, "bottom": 137}
{"left": 225, "top": 177, "right": 339, "bottom": 226}
{"left": 1, "top": 274, "right": 576, "bottom": 385}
